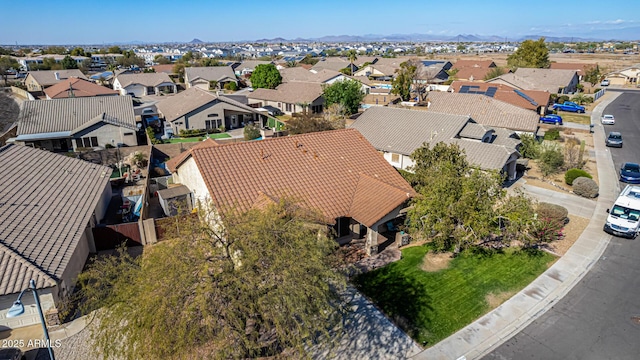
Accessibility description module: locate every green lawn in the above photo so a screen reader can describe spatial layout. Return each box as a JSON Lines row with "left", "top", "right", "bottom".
{"left": 164, "top": 133, "right": 232, "bottom": 143}
{"left": 353, "top": 246, "right": 555, "bottom": 347}
{"left": 558, "top": 112, "right": 591, "bottom": 125}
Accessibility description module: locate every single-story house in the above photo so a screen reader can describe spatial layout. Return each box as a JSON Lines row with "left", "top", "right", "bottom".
{"left": 487, "top": 68, "right": 579, "bottom": 94}
{"left": 450, "top": 80, "right": 551, "bottom": 114}
{"left": 113, "top": 73, "right": 177, "bottom": 96}
{"left": 166, "top": 128, "right": 416, "bottom": 255}
{"left": 427, "top": 91, "right": 540, "bottom": 134}
{"left": 451, "top": 59, "right": 497, "bottom": 81}
{"left": 350, "top": 106, "right": 521, "bottom": 180}
{"left": 232, "top": 60, "right": 273, "bottom": 77}
{"left": 603, "top": 64, "right": 640, "bottom": 86}
{"left": 279, "top": 67, "right": 346, "bottom": 84}
{"left": 44, "top": 77, "right": 119, "bottom": 99}
{"left": 0, "top": 144, "right": 112, "bottom": 329}
{"left": 247, "top": 82, "right": 325, "bottom": 115}
{"left": 24, "top": 69, "right": 87, "bottom": 92}
{"left": 156, "top": 87, "right": 270, "bottom": 134}
{"left": 14, "top": 95, "right": 139, "bottom": 152}
{"left": 184, "top": 66, "right": 238, "bottom": 90}
{"left": 549, "top": 62, "right": 596, "bottom": 80}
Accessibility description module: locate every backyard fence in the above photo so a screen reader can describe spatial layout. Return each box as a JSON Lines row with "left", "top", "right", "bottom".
{"left": 594, "top": 88, "right": 606, "bottom": 101}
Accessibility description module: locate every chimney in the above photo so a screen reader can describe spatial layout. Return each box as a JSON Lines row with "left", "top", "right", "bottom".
{"left": 54, "top": 72, "right": 60, "bottom": 81}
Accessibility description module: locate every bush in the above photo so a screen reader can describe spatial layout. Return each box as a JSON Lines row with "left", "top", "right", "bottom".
{"left": 539, "top": 143, "right": 564, "bottom": 176}
{"left": 565, "top": 168, "right": 592, "bottom": 185}
{"left": 243, "top": 123, "right": 261, "bottom": 141}
{"left": 536, "top": 202, "right": 569, "bottom": 223}
{"left": 224, "top": 82, "right": 238, "bottom": 91}
{"left": 544, "top": 128, "right": 561, "bottom": 141}
{"left": 557, "top": 95, "right": 570, "bottom": 104}
{"left": 105, "top": 143, "right": 115, "bottom": 149}
{"left": 573, "top": 177, "right": 599, "bottom": 198}
{"left": 519, "top": 133, "right": 540, "bottom": 159}
{"left": 179, "top": 129, "right": 207, "bottom": 138}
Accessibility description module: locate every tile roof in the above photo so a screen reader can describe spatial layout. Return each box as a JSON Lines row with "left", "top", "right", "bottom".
{"left": 0, "top": 144, "right": 112, "bottom": 295}
{"left": 151, "top": 64, "right": 176, "bottom": 74}
{"left": 44, "top": 77, "right": 119, "bottom": 99}
{"left": 350, "top": 107, "right": 519, "bottom": 172}
{"left": 459, "top": 123, "right": 491, "bottom": 140}
{"left": 280, "top": 68, "right": 343, "bottom": 83}
{"left": 166, "top": 137, "right": 221, "bottom": 172}
{"left": 452, "top": 59, "right": 496, "bottom": 69}
{"left": 27, "top": 70, "right": 87, "bottom": 87}
{"left": 116, "top": 72, "right": 174, "bottom": 88}
{"left": 490, "top": 68, "right": 578, "bottom": 92}
{"left": 17, "top": 96, "right": 137, "bottom": 136}
{"left": 549, "top": 62, "right": 596, "bottom": 75}
{"left": 234, "top": 60, "right": 272, "bottom": 71}
{"left": 181, "top": 129, "right": 415, "bottom": 227}
{"left": 427, "top": 92, "right": 539, "bottom": 133}
{"left": 185, "top": 66, "right": 237, "bottom": 83}
{"left": 157, "top": 184, "right": 191, "bottom": 200}
{"left": 248, "top": 82, "right": 324, "bottom": 104}
{"left": 450, "top": 81, "right": 551, "bottom": 111}
{"left": 156, "top": 87, "right": 262, "bottom": 122}
{"left": 453, "top": 67, "right": 493, "bottom": 81}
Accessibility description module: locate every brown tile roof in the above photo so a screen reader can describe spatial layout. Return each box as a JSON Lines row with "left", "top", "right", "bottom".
{"left": 452, "top": 59, "right": 496, "bottom": 69}
{"left": 450, "top": 81, "right": 551, "bottom": 111}
{"left": 166, "top": 137, "right": 221, "bottom": 172}
{"left": 26, "top": 69, "right": 87, "bottom": 87}
{"left": 549, "top": 62, "right": 596, "bottom": 76}
{"left": 248, "top": 82, "right": 324, "bottom": 104}
{"left": 116, "top": 72, "right": 174, "bottom": 88}
{"left": 280, "top": 68, "right": 343, "bottom": 83}
{"left": 152, "top": 64, "right": 176, "bottom": 74}
{"left": 156, "top": 87, "right": 261, "bottom": 122}
{"left": 427, "top": 91, "right": 539, "bottom": 133}
{"left": 0, "top": 144, "right": 112, "bottom": 295}
{"left": 453, "top": 67, "right": 493, "bottom": 81}
{"left": 182, "top": 129, "right": 415, "bottom": 227}
{"left": 490, "top": 68, "right": 578, "bottom": 92}
{"left": 44, "top": 77, "right": 119, "bottom": 99}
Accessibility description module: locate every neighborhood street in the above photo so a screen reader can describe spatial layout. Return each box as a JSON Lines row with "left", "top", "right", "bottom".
{"left": 484, "top": 91, "right": 640, "bottom": 360}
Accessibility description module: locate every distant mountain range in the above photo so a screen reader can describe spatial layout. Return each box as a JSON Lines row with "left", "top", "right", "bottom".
{"left": 255, "top": 33, "right": 624, "bottom": 43}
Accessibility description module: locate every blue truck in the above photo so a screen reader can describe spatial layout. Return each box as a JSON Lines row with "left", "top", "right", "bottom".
{"left": 552, "top": 101, "right": 585, "bottom": 113}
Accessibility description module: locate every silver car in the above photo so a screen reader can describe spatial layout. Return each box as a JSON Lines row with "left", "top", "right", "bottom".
{"left": 606, "top": 132, "right": 623, "bottom": 147}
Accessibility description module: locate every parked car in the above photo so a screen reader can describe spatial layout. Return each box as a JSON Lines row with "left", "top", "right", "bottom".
{"left": 606, "top": 131, "right": 623, "bottom": 147}
{"left": 620, "top": 162, "right": 640, "bottom": 183}
{"left": 600, "top": 79, "right": 610, "bottom": 86}
{"left": 552, "top": 101, "right": 586, "bottom": 113}
{"left": 601, "top": 114, "right": 616, "bottom": 125}
{"left": 0, "top": 348, "right": 23, "bottom": 360}
{"left": 539, "top": 114, "right": 563, "bottom": 125}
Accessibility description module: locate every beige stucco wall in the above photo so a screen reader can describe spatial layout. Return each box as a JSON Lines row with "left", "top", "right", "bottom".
{"left": 74, "top": 123, "right": 138, "bottom": 150}
{"left": 172, "top": 157, "right": 211, "bottom": 210}
{"left": 167, "top": 100, "right": 259, "bottom": 133}
{"left": 382, "top": 151, "right": 414, "bottom": 171}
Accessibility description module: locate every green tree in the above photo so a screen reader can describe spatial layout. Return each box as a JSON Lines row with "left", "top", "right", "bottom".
{"left": 391, "top": 61, "right": 417, "bottom": 101}
{"left": 250, "top": 64, "right": 281, "bottom": 89}
{"left": 117, "top": 50, "right": 145, "bottom": 68}
{"left": 507, "top": 37, "right": 550, "bottom": 69}
{"left": 199, "top": 58, "right": 224, "bottom": 67}
{"left": 70, "top": 47, "right": 90, "bottom": 57}
{"left": 406, "top": 142, "right": 509, "bottom": 252}
{"left": 243, "top": 122, "right": 261, "bottom": 140}
{"left": 570, "top": 93, "right": 589, "bottom": 105}
{"left": 322, "top": 79, "right": 365, "bottom": 115}
{"left": 286, "top": 108, "right": 336, "bottom": 134}
{"left": 107, "top": 46, "right": 123, "bottom": 54}
{"left": 346, "top": 49, "right": 357, "bottom": 70}
{"left": 77, "top": 199, "right": 346, "bottom": 359}
{"left": 61, "top": 55, "right": 78, "bottom": 69}
{"left": 43, "top": 46, "right": 67, "bottom": 55}
{"left": 583, "top": 65, "right": 601, "bottom": 87}
{"left": 154, "top": 54, "right": 171, "bottom": 64}
{"left": 483, "top": 66, "right": 506, "bottom": 80}
{"left": 299, "top": 54, "right": 319, "bottom": 65}
{"left": 0, "top": 56, "right": 20, "bottom": 84}
{"left": 79, "top": 58, "right": 93, "bottom": 73}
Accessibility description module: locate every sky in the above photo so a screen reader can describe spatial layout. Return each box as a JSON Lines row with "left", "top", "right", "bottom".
{"left": 1, "top": 0, "right": 639, "bottom": 45}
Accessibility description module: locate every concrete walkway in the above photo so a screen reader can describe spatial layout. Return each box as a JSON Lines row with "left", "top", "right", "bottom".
{"left": 518, "top": 183, "right": 596, "bottom": 218}
{"left": 412, "top": 91, "right": 622, "bottom": 360}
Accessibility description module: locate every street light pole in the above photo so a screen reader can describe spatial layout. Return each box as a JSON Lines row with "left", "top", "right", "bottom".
{"left": 7, "top": 279, "right": 56, "bottom": 360}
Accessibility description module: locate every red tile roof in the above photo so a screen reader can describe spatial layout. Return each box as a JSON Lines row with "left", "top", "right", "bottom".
{"left": 166, "top": 138, "right": 221, "bottom": 172}
{"left": 182, "top": 129, "right": 415, "bottom": 227}
{"left": 450, "top": 81, "right": 550, "bottom": 111}
{"left": 44, "top": 77, "right": 119, "bottom": 99}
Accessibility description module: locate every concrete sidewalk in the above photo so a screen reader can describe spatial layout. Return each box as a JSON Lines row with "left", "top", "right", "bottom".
{"left": 412, "top": 91, "right": 622, "bottom": 360}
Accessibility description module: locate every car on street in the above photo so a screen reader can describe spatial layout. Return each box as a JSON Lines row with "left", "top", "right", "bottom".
{"left": 601, "top": 114, "right": 615, "bottom": 125}
{"left": 539, "top": 114, "right": 563, "bottom": 125}
{"left": 552, "top": 101, "right": 586, "bottom": 113}
{"left": 620, "top": 163, "right": 640, "bottom": 183}
{"left": 606, "top": 132, "right": 623, "bottom": 147}
{"left": 601, "top": 79, "right": 610, "bottom": 86}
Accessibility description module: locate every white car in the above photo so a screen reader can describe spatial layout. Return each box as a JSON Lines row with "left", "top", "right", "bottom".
{"left": 601, "top": 114, "right": 615, "bottom": 125}
{"left": 601, "top": 79, "right": 610, "bottom": 86}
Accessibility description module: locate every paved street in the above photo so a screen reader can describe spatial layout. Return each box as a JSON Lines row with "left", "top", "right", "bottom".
{"left": 485, "top": 91, "right": 640, "bottom": 360}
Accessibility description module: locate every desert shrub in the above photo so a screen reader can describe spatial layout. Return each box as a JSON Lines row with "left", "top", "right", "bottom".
{"left": 519, "top": 133, "right": 540, "bottom": 159}
{"left": 179, "top": 129, "right": 207, "bottom": 138}
{"left": 565, "top": 168, "right": 592, "bottom": 185}
{"left": 243, "top": 123, "right": 260, "bottom": 141}
{"left": 573, "top": 177, "right": 599, "bottom": 198}
{"left": 557, "top": 95, "right": 570, "bottom": 104}
{"left": 539, "top": 142, "right": 564, "bottom": 176}
{"left": 544, "top": 128, "right": 561, "bottom": 141}
{"left": 536, "top": 202, "right": 569, "bottom": 223}
{"left": 224, "top": 82, "right": 238, "bottom": 91}
{"left": 530, "top": 218, "right": 565, "bottom": 245}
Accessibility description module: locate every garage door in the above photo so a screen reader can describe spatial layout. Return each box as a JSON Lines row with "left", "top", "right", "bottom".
{"left": 0, "top": 291, "right": 56, "bottom": 329}
{"left": 608, "top": 76, "right": 626, "bottom": 86}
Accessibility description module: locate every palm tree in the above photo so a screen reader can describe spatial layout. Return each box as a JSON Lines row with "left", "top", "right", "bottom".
{"left": 570, "top": 93, "right": 590, "bottom": 105}
{"left": 347, "top": 50, "right": 357, "bottom": 73}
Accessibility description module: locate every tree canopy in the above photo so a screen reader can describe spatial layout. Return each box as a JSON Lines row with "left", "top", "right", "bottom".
{"left": 322, "top": 79, "right": 365, "bottom": 115}
{"left": 117, "top": 50, "right": 145, "bottom": 68}
{"left": 78, "top": 199, "right": 347, "bottom": 360}
{"left": 0, "top": 56, "right": 20, "bottom": 84}
{"left": 60, "top": 55, "right": 78, "bottom": 69}
{"left": 507, "top": 37, "right": 550, "bottom": 69}
{"left": 391, "top": 61, "right": 417, "bottom": 101}
{"left": 583, "top": 65, "right": 601, "bottom": 87}
{"left": 250, "top": 64, "right": 282, "bottom": 89}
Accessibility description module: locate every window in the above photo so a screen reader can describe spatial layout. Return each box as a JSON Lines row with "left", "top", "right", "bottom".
{"left": 124, "top": 132, "right": 134, "bottom": 136}
{"left": 76, "top": 137, "right": 98, "bottom": 148}
{"left": 391, "top": 153, "right": 400, "bottom": 163}
{"left": 285, "top": 103, "right": 292, "bottom": 112}
{"left": 207, "top": 113, "right": 219, "bottom": 118}
{"left": 206, "top": 119, "right": 221, "bottom": 129}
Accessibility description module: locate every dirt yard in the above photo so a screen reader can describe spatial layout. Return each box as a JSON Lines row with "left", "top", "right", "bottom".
{"left": 549, "top": 214, "right": 590, "bottom": 256}
{"left": 421, "top": 251, "right": 454, "bottom": 272}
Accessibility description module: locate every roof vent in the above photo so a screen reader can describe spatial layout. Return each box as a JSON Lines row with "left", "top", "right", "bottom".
{"left": 54, "top": 72, "right": 60, "bottom": 81}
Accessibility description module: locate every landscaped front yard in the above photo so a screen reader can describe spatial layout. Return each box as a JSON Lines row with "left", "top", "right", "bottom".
{"left": 556, "top": 112, "right": 591, "bottom": 125}
{"left": 353, "top": 246, "right": 556, "bottom": 347}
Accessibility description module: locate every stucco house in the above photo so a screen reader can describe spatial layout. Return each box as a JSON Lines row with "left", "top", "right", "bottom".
{"left": 247, "top": 82, "right": 324, "bottom": 115}
{"left": 44, "top": 77, "right": 119, "bottom": 99}
{"left": 450, "top": 81, "right": 551, "bottom": 114}
{"left": 487, "top": 68, "right": 579, "bottom": 94}
{"left": 156, "top": 87, "right": 269, "bottom": 134}
{"left": 24, "top": 69, "right": 87, "bottom": 92}
{"left": 14, "top": 96, "right": 138, "bottom": 152}
{"left": 184, "top": 66, "right": 238, "bottom": 90}
{"left": 113, "top": 73, "right": 177, "bottom": 97}
{"left": 0, "top": 144, "right": 112, "bottom": 329}
{"left": 166, "top": 129, "right": 416, "bottom": 255}
{"left": 603, "top": 64, "right": 640, "bottom": 86}
{"left": 350, "top": 106, "right": 521, "bottom": 180}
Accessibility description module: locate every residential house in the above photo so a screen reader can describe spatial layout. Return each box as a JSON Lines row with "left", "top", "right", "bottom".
{"left": 353, "top": 63, "right": 399, "bottom": 81}
{"left": 184, "top": 66, "right": 238, "bottom": 90}
{"left": 24, "top": 70, "right": 87, "bottom": 92}
{"left": 279, "top": 67, "right": 346, "bottom": 84}
{"left": 90, "top": 53, "right": 124, "bottom": 68}
{"left": 248, "top": 82, "right": 325, "bottom": 115}
{"left": 549, "top": 62, "right": 596, "bottom": 81}
{"left": 151, "top": 64, "right": 177, "bottom": 75}
{"left": 0, "top": 144, "right": 112, "bottom": 329}
{"left": 156, "top": 87, "right": 268, "bottom": 134}
{"left": 450, "top": 81, "right": 551, "bottom": 114}
{"left": 487, "top": 68, "right": 579, "bottom": 94}
{"left": 451, "top": 59, "right": 497, "bottom": 81}
{"left": 350, "top": 106, "right": 521, "bottom": 180}
{"left": 603, "top": 63, "right": 640, "bottom": 86}
{"left": 232, "top": 60, "right": 273, "bottom": 78}
{"left": 426, "top": 91, "right": 540, "bottom": 133}
{"left": 166, "top": 128, "right": 416, "bottom": 255}
{"left": 17, "top": 56, "right": 89, "bottom": 71}
{"left": 416, "top": 60, "right": 453, "bottom": 83}
{"left": 14, "top": 96, "right": 138, "bottom": 151}
{"left": 113, "top": 73, "right": 177, "bottom": 97}
{"left": 310, "top": 57, "right": 356, "bottom": 73}
{"left": 44, "top": 77, "right": 119, "bottom": 99}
